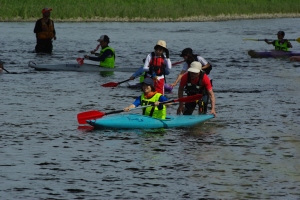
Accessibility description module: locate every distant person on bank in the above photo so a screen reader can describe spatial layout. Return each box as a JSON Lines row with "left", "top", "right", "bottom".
{"left": 34, "top": 8, "right": 56, "bottom": 54}
{"left": 265, "top": 31, "right": 292, "bottom": 51}
{"left": 84, "top": 35, "right": 115, "bottom": 68}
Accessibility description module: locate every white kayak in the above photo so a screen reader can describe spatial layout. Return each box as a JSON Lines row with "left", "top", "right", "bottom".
{"left": 28, "top": 61, "right": 139, "bottom": 72}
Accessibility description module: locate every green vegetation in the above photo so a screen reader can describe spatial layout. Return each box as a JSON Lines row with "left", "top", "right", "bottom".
{"left": 0, "top": 0, "right": 299, "bottom": 21}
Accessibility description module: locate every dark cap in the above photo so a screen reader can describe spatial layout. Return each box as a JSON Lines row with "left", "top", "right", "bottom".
{"left": 180, "top": 48, "right": 193, "bottom": 57}
{"left": 142, "top": 77, "right": 154, "bottom": 87}
{"left": 277, "top": 31, "right": 285, "bottom": 36}
{"left": 97, "top": 35, "right": 110, "bottom": 43}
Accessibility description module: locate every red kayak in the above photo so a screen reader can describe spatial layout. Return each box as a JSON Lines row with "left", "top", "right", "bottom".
{"left": 290, "top": 56, "right": 300, "bottom": 62}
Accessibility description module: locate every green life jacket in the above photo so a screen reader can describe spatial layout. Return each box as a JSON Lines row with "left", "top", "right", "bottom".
{"left": 99, "top": 46, "right": 115, "bottom": 68}
{"left": 274, "top": 40, "right": 289, "bottom": 51}
{"left": 141, "top": 93, "right": 166, "bottom": 119}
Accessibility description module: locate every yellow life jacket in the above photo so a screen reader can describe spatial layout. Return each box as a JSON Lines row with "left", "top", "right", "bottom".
{"left": 274, "top": 40, "right": 289, "bottom": 51}
{"left": 141, "top": 93, "right": 166, "bottom": 119}
{"left": 99, "top": 46, "right": 115, "bottom": 68}
{"left": 37, "top": 19, "right": 55, "bottom": 39}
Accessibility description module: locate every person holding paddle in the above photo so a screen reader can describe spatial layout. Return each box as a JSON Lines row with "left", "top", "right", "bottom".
{"left": 170, "top": 48, "right": 213, "bottom": 88}
{"left": 84, "top": 35, "right": 115, "bottom": 68}
{"left": 177, "top": 61, "right": 216, "bottom": 117}
{"left": 143, "top": 40, "right": 172, "bottom": 95}
{"left": 123, "top": 77, "right": 168, "bottom": 119}
{"left": 265, "top": 31, "right": 292, "bottom": 51}
{"left": 34, "top": 8, "right": 56, "bottom": 53}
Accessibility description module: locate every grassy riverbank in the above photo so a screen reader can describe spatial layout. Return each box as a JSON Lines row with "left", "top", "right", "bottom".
{"left": 1, "top": 0, "right": 300, "bottom": 22}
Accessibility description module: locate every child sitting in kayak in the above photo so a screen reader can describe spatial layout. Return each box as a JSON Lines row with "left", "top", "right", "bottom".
{"left": 123, "top": 77, "right": 168, "bottom": 119}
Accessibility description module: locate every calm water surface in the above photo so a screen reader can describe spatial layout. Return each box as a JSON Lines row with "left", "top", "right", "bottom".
{"left": 0, "top": 18, "right": 300, "bottom": 199}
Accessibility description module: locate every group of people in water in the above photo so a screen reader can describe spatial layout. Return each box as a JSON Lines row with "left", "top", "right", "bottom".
{"left": 122, "top": 40, "right": 217, "bottom": 118}
{"left": 4, "top": 7, "right": 296, "bottom": 121}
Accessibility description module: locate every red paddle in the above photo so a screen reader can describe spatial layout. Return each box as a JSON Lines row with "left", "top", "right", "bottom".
{"left": 77, "top": 94, "right": 202, "bottom": 124}
{"left": 76, "top": 58, "right": 84, "bottom": 65}
{"left": 101, "top": 78, "right": 131, "bottom": 87}
{"left": 101, "top": 60, "right": 184, "bottom": 88}
{"left": 172, "top": 60, "right": 184, "bottom": 66}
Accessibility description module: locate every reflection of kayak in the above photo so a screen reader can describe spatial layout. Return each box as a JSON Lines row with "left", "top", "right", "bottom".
{"left": 87, "top": 113, "right": 214, "bottom": 129}
{"left": 290, "top": 56, "right": 300, "bottom": 62}
{"left": 28, "top": 61, "right": 138, "bottom": 72}
{"left": 248, "top": 50, "right": 300, "bottom": 58}
{"left": 127, "top": 80, "right": 173, "bottom": 92}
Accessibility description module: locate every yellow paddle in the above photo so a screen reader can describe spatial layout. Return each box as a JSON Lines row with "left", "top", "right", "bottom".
{"left": 243, "top": 37, "right": 300, "bottom": 43}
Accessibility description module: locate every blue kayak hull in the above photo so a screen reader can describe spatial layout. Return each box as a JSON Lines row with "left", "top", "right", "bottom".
{"left": 87, "top": 114, "right": 214, "bottom": 129}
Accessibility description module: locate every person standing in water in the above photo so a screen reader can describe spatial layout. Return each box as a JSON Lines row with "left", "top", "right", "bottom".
{"left": 34, "top": 8, "right": 56, "bottom": 53}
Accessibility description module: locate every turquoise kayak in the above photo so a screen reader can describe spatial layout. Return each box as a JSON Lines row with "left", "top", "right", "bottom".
{"left": 87, "top": 113, "right": 214, "bottom": 129}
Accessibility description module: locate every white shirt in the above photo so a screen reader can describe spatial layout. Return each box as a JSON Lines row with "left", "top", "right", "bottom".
{"left": 182, "top": 55, "right": 212, "bottom": 80}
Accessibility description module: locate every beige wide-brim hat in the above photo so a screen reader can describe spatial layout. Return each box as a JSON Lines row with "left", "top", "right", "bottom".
{"left": 188, "top": 61, "right": 202, "bottom": 73}
{"left": 154, "top": 40, "right": 167, "bottom": 50}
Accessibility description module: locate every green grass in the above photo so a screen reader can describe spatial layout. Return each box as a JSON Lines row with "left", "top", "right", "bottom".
{"left": 0, "top": 0, "right": 299, "bottom": 21}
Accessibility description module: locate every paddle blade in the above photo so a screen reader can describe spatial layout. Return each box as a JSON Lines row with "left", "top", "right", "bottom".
{"left": 76, "top": 58, "right": 84, "bottom": 65}
{"left": 101, "top": 82, "right": 119, "bottom": 87}
{"left": 77, "top": 110, "right": 105, "bottom": 124}
{"left": 296, "top": 37, "right": 300, "bottom": 43}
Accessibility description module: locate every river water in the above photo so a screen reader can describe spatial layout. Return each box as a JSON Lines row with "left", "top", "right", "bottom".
{"left": 1, "top": 18, "right": 300, "bottom": 199}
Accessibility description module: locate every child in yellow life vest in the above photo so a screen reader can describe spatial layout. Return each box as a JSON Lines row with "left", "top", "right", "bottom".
{"left": 123, "top": 77, "right": 168, "bottom": 119}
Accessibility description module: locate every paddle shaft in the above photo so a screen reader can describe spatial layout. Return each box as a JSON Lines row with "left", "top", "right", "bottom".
{"left": 104, "top": 94, "right": 202, "bottom": 115}
{"left": 118, "top": 78, "right": 131, "bottom": 85}
{"left": 172, "top": 60, "right": 184, "bottom": 66}
{"left": 244, "top": 37, "right": 300, "bottom": 43}
{"left": 2, "top": 67, "right": 10, "bottom": 73}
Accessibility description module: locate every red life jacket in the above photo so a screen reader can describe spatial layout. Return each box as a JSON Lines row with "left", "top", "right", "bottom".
{"left": 148, "top": 52, "right": 166, "bottom": 76}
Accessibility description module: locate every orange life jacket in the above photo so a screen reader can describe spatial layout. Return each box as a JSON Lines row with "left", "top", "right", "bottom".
{"left": 37, "top": 19, "right": 55, "bottom": 39}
